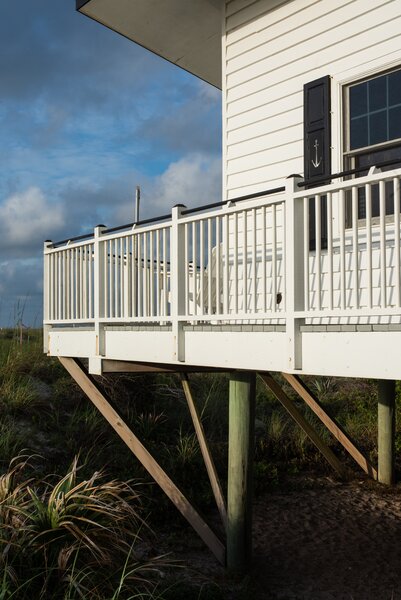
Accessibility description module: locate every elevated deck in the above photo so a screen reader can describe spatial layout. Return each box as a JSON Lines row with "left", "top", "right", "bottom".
{"left": 44, "top": 168, "right": 401, "bottom": 379}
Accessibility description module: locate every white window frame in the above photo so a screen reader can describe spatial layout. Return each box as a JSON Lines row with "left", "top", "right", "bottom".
{"left": 332, "top": 52, "right": 401, "bottom": 174}
{"left": 332, "top": 54, "right": 401, "bottom": 229}
{"left": 343, "top": 67, "right": 401, "bottom": 169}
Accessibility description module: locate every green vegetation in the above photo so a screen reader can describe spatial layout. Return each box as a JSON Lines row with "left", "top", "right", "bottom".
{"left": 0, "top": 327, "right": 400, "bottom": 597}
{"left": 0, "top": 455, "right": 169, "bottom": 599}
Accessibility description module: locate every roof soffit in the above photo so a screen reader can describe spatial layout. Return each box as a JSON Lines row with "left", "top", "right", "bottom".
{"left": 77, "top": 0, "right": 222, "bottom": 88}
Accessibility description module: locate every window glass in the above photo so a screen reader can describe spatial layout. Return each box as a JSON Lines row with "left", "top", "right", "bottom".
{"left": 388, "top": 70, "right": 401, "bottom": 105}
{"left": 369, "top": 110, "right": 387, "bottom": 146}
{"left": 350, "top": 115, "right": 368, "bottom": 149}
{"left": 348, "top": 68, "right": 401, "bottom": 150}
{"left": 369, "top": 77, "right": 386, "bottom": 111}
{"left": 350, "top": 81, "right": 367, "bottom": 117}
{"left": 345, "top": 69, "right": 401, "bottom": 225}
{"left": 389, "top": 105, "right": 401, "bottom": 139}
{"left": 355, "top": 145, "right": 401, "bottom": 172}
{"left": 352, "top": 145, "right": 401, "bottom": 221}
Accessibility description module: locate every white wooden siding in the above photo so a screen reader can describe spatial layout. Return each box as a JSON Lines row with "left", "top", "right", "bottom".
{"left": 223, "top": 0, "right": 401, "bottom": 199}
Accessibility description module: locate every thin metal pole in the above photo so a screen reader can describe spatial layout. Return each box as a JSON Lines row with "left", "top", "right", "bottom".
{"left": 135, "top": 185, "right": 141, "bottom": 224}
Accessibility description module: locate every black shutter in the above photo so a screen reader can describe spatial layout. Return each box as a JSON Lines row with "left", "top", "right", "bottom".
{"left": 304, "top": 76, "right": 331, "bottom": 250}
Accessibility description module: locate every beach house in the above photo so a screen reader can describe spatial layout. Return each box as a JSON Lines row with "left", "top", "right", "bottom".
{"left": 44, "top": 0, "right": 401, "bottom": 566}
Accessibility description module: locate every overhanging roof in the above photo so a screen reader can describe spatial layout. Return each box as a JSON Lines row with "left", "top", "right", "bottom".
{"left": 77, "top": 0, "right": 222, "bottom": 88}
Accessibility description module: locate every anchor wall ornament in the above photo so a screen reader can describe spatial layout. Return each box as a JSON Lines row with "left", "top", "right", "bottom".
{"left": 311, "top": 138, "right": 322, "bottom": 169}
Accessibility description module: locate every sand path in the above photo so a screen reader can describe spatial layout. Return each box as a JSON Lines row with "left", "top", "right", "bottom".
{"left": 251, "top": 477, "right": 401, "bottom": 599}
{"left": 171, "top": 476, "right": 401, "bottom": 599}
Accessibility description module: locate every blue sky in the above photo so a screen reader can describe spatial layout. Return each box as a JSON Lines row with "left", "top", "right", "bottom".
{"left": 0, "top": 0, "right": 222, "bottom": 327}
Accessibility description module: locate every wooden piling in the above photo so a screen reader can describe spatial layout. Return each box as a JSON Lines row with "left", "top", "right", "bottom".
{"left": 378, "top": 379, "right": 396, "bottom": 485}
{"left": 227, "top": 371, "right": 255, "bottom": 571}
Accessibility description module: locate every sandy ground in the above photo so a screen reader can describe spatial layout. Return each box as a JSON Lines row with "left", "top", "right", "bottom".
{"left": 251, "top": 477, "right": 401, "bottom": 599}
{"left": 170, "top": 476, "right": 401, "bottom": 599}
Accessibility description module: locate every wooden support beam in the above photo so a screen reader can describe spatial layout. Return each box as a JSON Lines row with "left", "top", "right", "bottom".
{"left": 227, "top": 372, "right": 255, "bottom": 571}
{"left": 102, "top": 360, "right": 226, "bottom": 374}
{"left": 259, "top": 373, "right": 345, "bottom": 478}
{"left": 378, "top": 379, "right": 396, "bottom": 485}
{"left": 282, "top": 373, "right": 378, "bottom": 480}
{"left": 103, "top": 360, "right": 178, "bottom": 373}
{"left": 58, "top": 357, "right": 225, "bottom": 564}
{"left": 180, "top": 374, "right": 227, "bottom": 531}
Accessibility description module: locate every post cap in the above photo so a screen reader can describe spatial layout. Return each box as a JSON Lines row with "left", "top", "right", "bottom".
{"left": 173, "top": 204, "right": 187, "bottom": 208}
{"left": 95, "top": 224, "right": 106, "bottom": 228}
{"left": 286, "top": 174, "right": 303, "bottom": 179}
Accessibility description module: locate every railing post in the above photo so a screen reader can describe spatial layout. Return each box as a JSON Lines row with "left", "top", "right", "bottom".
{"left": 285, "top": 175, "right": 304, "bottom": 370}
{"left": 43, "top": 240, "right": 53, "bottom": 353}
{"left": 94, "top": 225, "right": 106, "bottom": 360}
{"left": 171, "top": 204, "right": 186, "bottom": 362}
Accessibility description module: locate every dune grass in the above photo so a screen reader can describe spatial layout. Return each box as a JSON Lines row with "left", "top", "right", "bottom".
{"left": 1, "top": 327, "right": 401, "bottom": 597}
{"left": 0, "top": 455, "right": 172, "bottom": 600}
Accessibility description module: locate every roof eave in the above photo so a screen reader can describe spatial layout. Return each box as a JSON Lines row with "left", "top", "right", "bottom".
{"left": 76, "top": 0, "right": 222, "bottom": 89}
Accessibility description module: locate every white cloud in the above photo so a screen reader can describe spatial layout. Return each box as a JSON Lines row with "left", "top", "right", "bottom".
{"left": 0, "top": 187, "right": 64, "bottom": 250}
{"left": 197, "top": 80, "right": 221, "bottom": 104}
{"left": 115, "top": 154, "right": 222, "bottom": 223}
{"left": 154, "top": 154, "right": 221, "bottom": 208}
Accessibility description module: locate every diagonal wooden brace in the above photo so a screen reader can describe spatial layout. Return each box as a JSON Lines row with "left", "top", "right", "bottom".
{"left": 58, "top": 357, "right": 225, "bottom": 564}
{"left": 180, "top": 373, "right": 227, "bottom": 531}
{"left": 259, "top": 372, "right": 346, "bottom": 478}
{"left": 282, "top": 373, "right": 377, "bottom": 480}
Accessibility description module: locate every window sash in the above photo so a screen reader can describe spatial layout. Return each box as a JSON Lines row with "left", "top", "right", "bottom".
{"left": 343, "top": 69, "right": 401, "bottom": 225}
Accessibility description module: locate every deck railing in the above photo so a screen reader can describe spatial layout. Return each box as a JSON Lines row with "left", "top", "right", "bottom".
{"left": 44, "top": 167, "right": 401, "bottom": 358}
{"left": 297, "top": 167, "right": 401, "bottom": 320}
{"left": 44, "top": 191, "right": 287, "bottom": 326}
{"left": 44, "top": 239, "right": 95, "bottom": 323}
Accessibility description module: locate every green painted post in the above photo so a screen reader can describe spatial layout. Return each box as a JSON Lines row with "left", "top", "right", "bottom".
{"left": 378, "top": 379, "right": 396, "bottom": 485}
{"left": 227, "top": 371, "right": 256, "bottom": 571}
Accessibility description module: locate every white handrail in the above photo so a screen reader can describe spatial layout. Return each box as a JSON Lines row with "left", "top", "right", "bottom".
{"left": 44, "top": 167, "right": 401, "bottom": 366}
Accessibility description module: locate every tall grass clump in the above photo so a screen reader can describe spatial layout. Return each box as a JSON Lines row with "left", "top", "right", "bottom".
{"left": 0, "top": 330, "right": 59, "bottom": 417}
{"left": 0, "top": 456, "right": 171, "bottom": 599}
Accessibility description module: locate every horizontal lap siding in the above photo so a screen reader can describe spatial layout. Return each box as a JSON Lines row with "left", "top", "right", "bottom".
{"left": 226, "top": 0, "right": 292, "bottom": 30}
{"left": 224, "top": 0, "right": 401, "bottom": 199}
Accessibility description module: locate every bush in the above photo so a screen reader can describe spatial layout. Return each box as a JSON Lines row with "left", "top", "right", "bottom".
{"left": 0, "top": 456, "right": 171, "bottom": 599}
